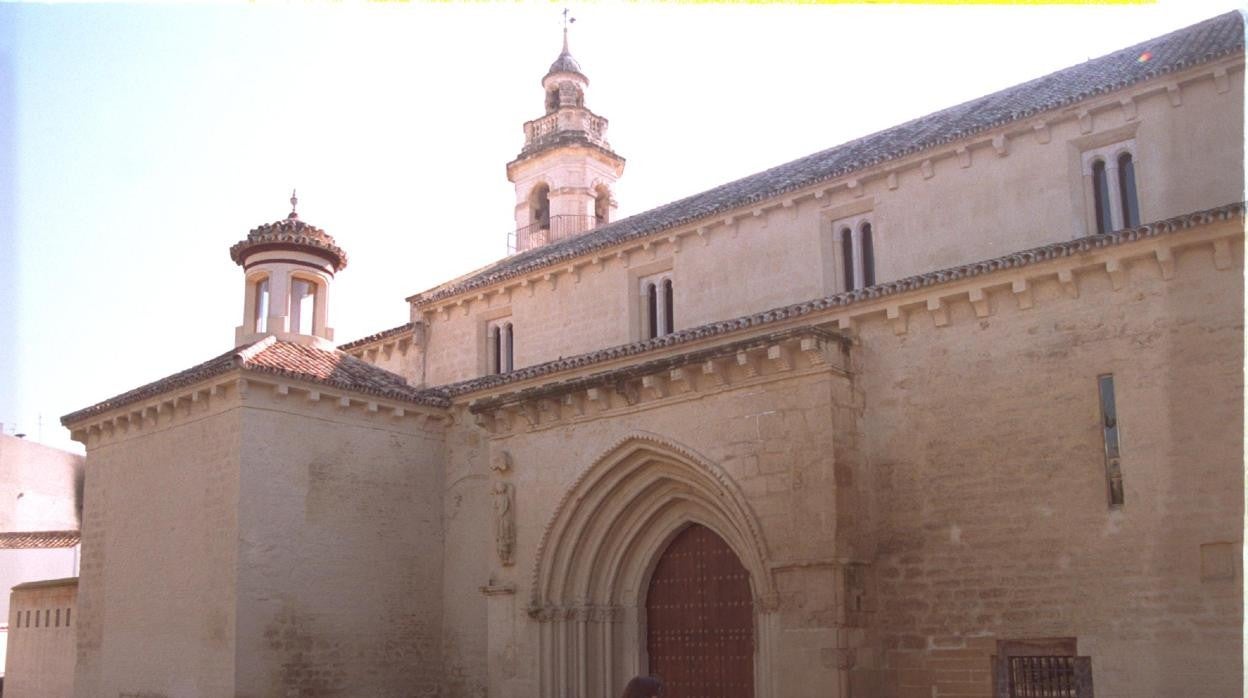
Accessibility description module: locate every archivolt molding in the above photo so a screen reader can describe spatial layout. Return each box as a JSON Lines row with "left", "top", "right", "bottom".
{"left": 529, "top": 432, "right": 774, "bottom": 614}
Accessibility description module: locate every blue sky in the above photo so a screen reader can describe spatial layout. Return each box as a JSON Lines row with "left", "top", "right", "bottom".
{"left": 0, "top": 0, "right": 1241, "bottom": 451}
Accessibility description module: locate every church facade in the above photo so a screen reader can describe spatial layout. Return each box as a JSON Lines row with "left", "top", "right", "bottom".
{"left": 59, "top": 12, "right": 1243, "bottom": 698}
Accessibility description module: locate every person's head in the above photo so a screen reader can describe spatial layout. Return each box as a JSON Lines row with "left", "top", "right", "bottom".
{"left": 621, "top": 675, "right": 662, "bottom": 698}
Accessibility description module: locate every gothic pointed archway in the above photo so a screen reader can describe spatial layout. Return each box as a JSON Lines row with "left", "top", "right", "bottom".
{"left": 529, "top": 433, "right": 777, "bottom": 698}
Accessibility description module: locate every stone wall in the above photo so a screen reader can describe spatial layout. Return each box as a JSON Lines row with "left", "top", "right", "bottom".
{"left": 5, "top": 578, "right": 77, "bottom": 698}
{"left": 72, "top": 397, "right": 242, "bottom": 698}
{"left": 232, "top": 388, "right": 447, "bottom": 698}
{"left": 852, "top": 236, "right": 1244, "bottom": 697}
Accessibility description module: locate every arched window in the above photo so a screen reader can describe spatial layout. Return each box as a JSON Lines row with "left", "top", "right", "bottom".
{"left": 646, "top": 282, "right": 658, "bottom": 339}
{"left": 545, "top": 88, "right": 559, "bottom": 114}
{"left": 1118, "top": 152, "right": 1139, "bottom": 228}
{"left": 503, "top": 323, "right": 514, "bottom": 372}
{"left": 1091, "top": 159, "right": 1112, "bottom": 234}
{"left": 594, "top": 187, "right": 611, "bottom": 225}
{"left": 252, "top": 276, "right": 269, "bottom": 333}
{"left": 662, "top": 279, "right": 674, "bottom": 335}
{"left": 489, "top": 325, "right": 501, "bottom": 374}
{"left": 860, "top": 222, "right": 876, "bottom": 287}
{"left": 289, "top": 277, "right": 317, "bottom": 335}
{"left": 840, "top": 227, "right": 855, "bottom": 291}
{"left": 530, "top": 184, "right": 551, "bottom": 229}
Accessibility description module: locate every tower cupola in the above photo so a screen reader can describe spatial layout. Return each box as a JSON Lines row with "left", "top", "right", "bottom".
{"left": 506, "top": 20, "right": 625, "bottom": 254}
{"left": 229, "top": 191, "right": 347, "bottom": 349}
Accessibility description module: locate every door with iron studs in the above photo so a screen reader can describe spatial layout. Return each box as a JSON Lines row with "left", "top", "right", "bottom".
{"left": 645, "top": 524, "right": 755, "bottom": 698}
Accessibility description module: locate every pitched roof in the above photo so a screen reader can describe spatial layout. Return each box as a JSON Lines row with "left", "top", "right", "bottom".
{"left": 0, "top": 530, "right": 80, "bottom": 550}
{"left": 411, "top": 11, "right": 1245, "bottom": 307}
{"left": 62, "top": 336, "right": 448, "bottom": 425}
{"left": 338, "top": 322, "right": 416, "bottom": 351}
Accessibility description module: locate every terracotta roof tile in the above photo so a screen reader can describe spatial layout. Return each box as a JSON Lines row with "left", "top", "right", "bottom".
{"left": 62, "top": 337, "right": 448, "bottom": 426}
{"left": 0, "top": 530, "right": 80, "bottom": 550}
{"left": 412, "top": 11, "right": 1245, "bottom": 306}
{"left": 338, "top": 323, "right": 416, "bottom": 351}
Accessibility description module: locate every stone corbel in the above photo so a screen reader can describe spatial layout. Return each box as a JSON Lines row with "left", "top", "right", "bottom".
{"left": 1214, "top": 67, "right": 1230, "bottom": 94}
{"left": 696, "top": 226, "right": 711, "bottom": 247}
{"left": 1154, "top": 245, "right": 1175, "bottom": 280}
{"left": 459, "top": 299, "right": 470, "bottom": 318}
{"left": 1057, "top": 268, "right": 1080, "bottom": 298}
{"left": 1105, "top": 258, "right": 1127, "bottom": 290}
{"left": 668, "top": 235, "right": 682, "bottom": 254}
{"left": 968, "top": 288, "right": 991, "bottom": 318}
{"left": 474, "top": 410, "right": 496, "bottom": 433}
{"left": 799, "top": 336, "right": 827, "bottom": 365}
{"left": 615, "top": 381, "right": 641, "bottom": 407}
{"left": 1212, "top": 238, "right": 1232, "bottom": 270}
{"left": 543, "top": 272, "right": 557, "bottom": 292}
{"left": 702, "top": 359, "right": 730, "bottom": 387}
{"left": 1032, "top": 121, "right": 1051, "bottom": 145}
{"left": 736, "top": 350, "right": 761, "bottom": 378}
{"left": 926, "top": 298, "right": 949, "bottom": 327}
{"left": 519, "top": 402, "right": 541, "bottom": 428}
{"left": 521, "top": 278, "right": 535, "bottom": 298}
{"left": 307, "top": 390, "right": 321, "bottom": 403}
{"left": 847, "top": 179, "right": 863, "bottom": 198}
{"left": 586, "top": 387, "right": 612, "bottom": 412}
{"left": 337, "top": 396, "right": 351, "bottom": 410}
{"left": 538, "top": 398, "right": 561, "bottom": 423}
{"left": 920, "top": 159, "right": 935, "bottom": 180}
{"left": 1165, "top": 83, "right": 1182, "bottom": 107}
{"left": 391, "top": 407, "right": 406, "bottom": 420}
{"left": 274, "top": 383, "right": 290, "bottom": 398}
{"left": 641, "top": 374, "right": 668, "bottom": 400}
{"left": 955, "top": 147, "right": 971, "bottom": 169}
{"left": 669, "top": 367, "right": 696, "bottom": 394}
{"left": 766, "top": 344, "right": 793, "bottom": 372}
{"left": 592, "top": 255, "right": 606, "bottom": 272}
{"left": 886, "top": 172, "right": 898, "bottom": 191}
{"left": 562, "top": 392, "right": 586, "bottom": 417}
{"left": 615, "top": 250, "right": 630, "bottom": 269}
{"left": 366, "top": 401, "right": 379, "bottom": 414}
{"left": 992, "top": 134, "right": 1009, "bottom": 157}
{"left": 886, "top": 305, "right": 907, "bottom": 335}
{"left": 1077, "top": 109, "right": 1093, "bottom": 135}
{"left": 1012, "top": 279, "right": 1034, "bottom": 310}
{"left": 1120, "top": 96, "right": 1138, "bottom": 121}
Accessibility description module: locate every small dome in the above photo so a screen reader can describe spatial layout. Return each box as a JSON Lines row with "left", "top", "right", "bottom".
{"left": 547, "top": 49, "right": 584, "bottom": 79}
{"left": 229, "top": 212, "right": 348, "bottom": 272}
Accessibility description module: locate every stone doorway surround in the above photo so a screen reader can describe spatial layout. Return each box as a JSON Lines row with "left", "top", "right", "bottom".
{"left": 527, "top": 433, "right": 780, "bottom": 698}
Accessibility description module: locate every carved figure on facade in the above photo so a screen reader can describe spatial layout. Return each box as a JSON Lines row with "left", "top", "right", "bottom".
{"left": 493, "top": 481, "right": 516, "bottom": 566}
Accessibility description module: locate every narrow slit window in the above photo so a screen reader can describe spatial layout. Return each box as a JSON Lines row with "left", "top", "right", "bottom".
{"left": 55, "top": 608, "right": 61, "bottom": 627}
{"left": 860, "top": 223, "right": 875, "bottom": 287}
{"left": 840, "top": 227, "right": 855, "bottom": 291}
{"left": 1098, "top": 374, "right": 1124, "bottom": 507}
{"left": 65, "top": 608, "right": 71, "bottom": 626}
{"left": 1118, "top": 152, "right": 1140, "bottom": 228}
{"left": 662, "top": 279, "right": 674, "bottom": 335}
{"left": 253, "top": 278, "right": 270, "bottom": 333}
{"left": 1091, "top": 159, "right": 1112, "bottom": 234}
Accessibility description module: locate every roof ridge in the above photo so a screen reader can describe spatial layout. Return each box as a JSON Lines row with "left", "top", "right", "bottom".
{"left": 234, "top": 335, "right": 278, "bottom": 364}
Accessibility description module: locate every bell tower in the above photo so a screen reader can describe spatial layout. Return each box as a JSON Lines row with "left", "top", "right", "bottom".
{"left": 229, "top": 191, "right": 348, "bottom": 349}
{"left": 506, "top": 19, "right": 625, "bottom": 253}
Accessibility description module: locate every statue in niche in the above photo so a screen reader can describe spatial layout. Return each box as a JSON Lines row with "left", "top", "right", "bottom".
{"left": 493, "top": 481, "right": 516, "bottom": 567}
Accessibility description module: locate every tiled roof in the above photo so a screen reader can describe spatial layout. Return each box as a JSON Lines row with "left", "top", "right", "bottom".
{"left": 62, "top": 337, "right": 448, "bottom": 425}
{"left": 412, "top": 11, "right": 1245, "bottom": 307}
{"left": 0, "top": 530, "right": 80, "bottom": 550}
{"left": 439, "top": 202, "right": 1244, "bottom": 398}
{"left": 338, "top": 323, "right": 415, "bottom": 351}
{"left": 229, "top": 214, "right": 348, "bottom": 272}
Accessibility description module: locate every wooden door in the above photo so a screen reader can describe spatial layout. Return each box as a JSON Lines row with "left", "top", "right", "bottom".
{"left": 645, "top": 524, "right": 754, "bottom": 698}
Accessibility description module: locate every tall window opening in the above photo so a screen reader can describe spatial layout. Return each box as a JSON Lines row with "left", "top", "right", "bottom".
{"left": 833, "top": 216, "right": 877, "bottom": 292}
{"left": 1117, "top": 152, "right": 1139, "bottom": 228}
{"left": 640, "top": 273, "right": 675, "bottom": 339}
{"left": 487, "top": 319, "right": 514, "bottom": 375}
{"left": 530, "top": 184, "right": 551, "bottom": 230}
{"left": 545, "top": 88, "right": 559, "bottom": 113}
{"left": 1091, "top": 159, "right": 1112, "bottom": 235}
{"left": 840, "top": 227, "right": 855, "bottom": 291}
{"left": 860, "top": 222, "right": 876, "bottom": 287}
{"left": 290, "top": 278, "right": 317, "bottom": 335}
{"left": 252, "top": 277, "right": 270, "bottom": 333}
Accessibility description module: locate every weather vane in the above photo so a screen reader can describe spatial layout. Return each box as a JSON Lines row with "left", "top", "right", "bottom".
{"left": 563, "top": 7, "right": 576, "bottom": 33}
{"left": 289, "top": 189, "right": 299, "bottom": 218}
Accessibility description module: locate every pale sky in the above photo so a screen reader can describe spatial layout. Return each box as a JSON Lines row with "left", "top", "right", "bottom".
{"left": 0, "top": 0, "right": 1242, "bottom": 452}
